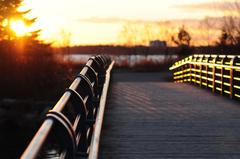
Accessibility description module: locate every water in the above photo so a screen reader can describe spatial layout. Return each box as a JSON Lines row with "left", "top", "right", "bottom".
{"left": 61, "top": 54, "right": 178, "bottom": 66}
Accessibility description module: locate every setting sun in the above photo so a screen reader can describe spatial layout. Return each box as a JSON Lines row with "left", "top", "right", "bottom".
{"left": 18, "top": 0, "right": 233, "bottom": 46}
{"left": 21, "top": 0, "right": 221, "bottom": 46}
{"left": 10, "top": 20, "right": 29, "bottom": 37}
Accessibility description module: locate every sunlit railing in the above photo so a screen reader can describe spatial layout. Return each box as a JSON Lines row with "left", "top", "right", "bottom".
{"left": 170, "top": 54, "right": 240, "bottom": 99}
{"left": 21, "top": 55, "right": 114, "bottom": 159}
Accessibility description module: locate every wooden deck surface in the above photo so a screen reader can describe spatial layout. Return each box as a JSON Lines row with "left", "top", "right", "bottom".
{"left": 99, "top": 72, "right": 240, "bottom": 159}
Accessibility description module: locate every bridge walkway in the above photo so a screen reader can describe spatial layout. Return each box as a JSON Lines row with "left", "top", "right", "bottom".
{"left": 99, "top": 72, "right": 240, "bottom": 159}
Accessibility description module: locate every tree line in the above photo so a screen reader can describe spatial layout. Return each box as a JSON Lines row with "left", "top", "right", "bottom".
{"left": 0, "top": 0, "right": 72, "bottom": 99}
{"left": 118, "top": 1, "right": 240, "bottom": 57}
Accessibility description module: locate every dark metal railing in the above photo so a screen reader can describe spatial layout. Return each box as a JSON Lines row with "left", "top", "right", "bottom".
{"left": 170, "top": 54, "right": 240, "bottom": 99}
{"left": 21, "top": 55, "right": 114, "bottom": 159}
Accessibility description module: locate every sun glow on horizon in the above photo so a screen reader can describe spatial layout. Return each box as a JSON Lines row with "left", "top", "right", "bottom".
{"left": 20, "top": 0, "right": 229, "bottom": 46}
{"left": 10, "top": 20, "right": 29, "bottom": 37}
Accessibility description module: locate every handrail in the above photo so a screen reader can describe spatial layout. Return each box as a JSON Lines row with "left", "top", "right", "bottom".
{"left": 21, "top": 55, "right": 114, "bottom": 159}
{"left": 88, "top": 61, "right": 114, "bottom": 159}
{"left": 170, "top": 54, "right": 240, "bottom": 99}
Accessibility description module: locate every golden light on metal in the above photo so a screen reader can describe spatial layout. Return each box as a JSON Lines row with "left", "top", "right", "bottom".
{"left": 170, "top": 54, "right": 240, "bottom": 99}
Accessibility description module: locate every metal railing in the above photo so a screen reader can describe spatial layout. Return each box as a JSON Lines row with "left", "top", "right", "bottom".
{"left": 170, "top": 54, "right": 240, "bottom": 99}
{"left": 21, "top": 55, "right": 114, "bottom": 159}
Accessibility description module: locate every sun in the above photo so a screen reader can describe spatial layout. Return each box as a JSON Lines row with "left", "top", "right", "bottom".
{"left": 10, "top": 20, "right": 29, "bottom": 37}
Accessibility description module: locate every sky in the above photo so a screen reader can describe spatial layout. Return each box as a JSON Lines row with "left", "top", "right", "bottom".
{"left": 20, "top": 0, "right": 228, "bottom": 46}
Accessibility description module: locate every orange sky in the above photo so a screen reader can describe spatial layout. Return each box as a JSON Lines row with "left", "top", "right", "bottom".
{"left": 20, "top": 0, "right": 230, "bottom": 46}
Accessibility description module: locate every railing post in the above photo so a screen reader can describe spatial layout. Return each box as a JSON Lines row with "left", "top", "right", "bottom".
{"left": 230, "top": 57, "right": 237, "bottom": 99}
{"left": 199, "top": 56, "right": 203, "bottom": 87}
{"left": 184, "top": 58, "right": 188, "bottom": 82}
{"left": 212, "top": 56, "right": 217, "bottom": 93}
{"left": 175, "top": 66, "right": 178, "bottom": 83}
{"left": 189, "top": 56, "right": 192, "bottom": 83}
{"left": 193, "top": 56, "right": 197, "bottom": 84}
{"left": 205, "top": 55, "right": 210, "bottom": 88}
{"left": 181, "top": 60, "right": 184, "bottom": 83}
{"left": 220, "top": 56, "right": 226, "bottom": 95}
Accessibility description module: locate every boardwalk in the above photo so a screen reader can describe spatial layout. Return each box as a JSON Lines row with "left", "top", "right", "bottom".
{"left": 99, "top": 72, "right": 240, "bottom": 159}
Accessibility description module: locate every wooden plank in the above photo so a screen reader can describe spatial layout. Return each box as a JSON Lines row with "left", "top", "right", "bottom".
{"left": 99, "top": 72, "right": 240, "bottom": 159}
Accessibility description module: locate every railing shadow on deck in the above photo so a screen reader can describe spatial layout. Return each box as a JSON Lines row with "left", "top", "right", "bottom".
{"left": 170, "top": 54, "right": 240, "bottom": 100}
{"left": 20, "top": 55, "right": 114, "bottom": 159}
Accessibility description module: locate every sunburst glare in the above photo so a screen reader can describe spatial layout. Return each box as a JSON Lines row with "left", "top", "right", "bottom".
{"left": 10, "top": 20, "right": 29, "bottom": 37}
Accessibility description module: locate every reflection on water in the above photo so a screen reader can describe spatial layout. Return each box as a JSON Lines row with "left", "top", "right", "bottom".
{"left": 61, "top": 54, "right": 178, "bottom": 66}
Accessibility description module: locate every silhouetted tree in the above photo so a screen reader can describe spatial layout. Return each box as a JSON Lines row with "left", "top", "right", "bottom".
{"left": 172, "top": 25, "right": 193, "bottom": 57}
{"left": 217, "top": 28, "right": 231, "bottom": 46}
{"left": 216, "top": 27, "right": 239, "bottom": 54}
{"left": 0, "top": 0, "right": 39, "bottom": 41}
{"left": 0, "top": 0, "right": 68, "bottom": 99}
{"left": 172, "top": 26, "right": 191, "bottom": 46}
{"left": 215, "top": 0, "right": 240, "bottom": 47}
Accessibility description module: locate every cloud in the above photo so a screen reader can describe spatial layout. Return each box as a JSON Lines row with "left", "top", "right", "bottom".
{"left": 77, "top": 16, "right": 226, "bottom": 30}
{"left": 77, "top": 17, "right": 161, "bottom": 24}
{"left": 76, "top": 16, "right": 226, "bottom": 33}
{"left": 175, "top": 1, "right": 240, "bottom": 12}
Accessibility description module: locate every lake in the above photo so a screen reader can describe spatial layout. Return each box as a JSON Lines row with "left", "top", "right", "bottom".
{"left": 61, "top": 54, "right": 178, "bottom": 66}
